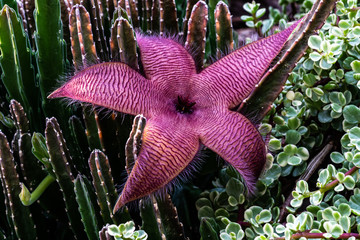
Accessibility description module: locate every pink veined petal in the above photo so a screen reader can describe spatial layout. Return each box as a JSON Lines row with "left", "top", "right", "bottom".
{"left": 48, "top": 62, "right": 158, "bottom": 118}
{"left": 199, "top": 109, "right": 266, "bottom": 194}
{"left": 197, "top": 19, "right": 302, "bottom": 109}
{"left": 113, "top": 115, "right": 200, "bottom": 212}
{"left": 136, "top": 34, "right": 197, "bottom": 94}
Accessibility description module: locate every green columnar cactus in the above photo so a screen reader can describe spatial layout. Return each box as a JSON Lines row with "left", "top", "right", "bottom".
{"left": 139, "top": 199, "right": 162, "bottom": 240}
{"left": 89, "top": 150, "right": 114, "bottom": 224}
{"left": 155, "top": 194, "right": 187, "bottom": 240}
{"left": 10, "top": 101, "right": 45, "bottom": 191}
{"left": 82, "top": 105, "right": 102, "bottom": 150}
{"left": 81, "top": 0, "right": 110, "bottom": 61}
{"left": 159, "top": 0, "right": 178, "bottom": 35}
{"left": 69, "top": 4, "right": 98, "bottom": 68}
{"left": 34, "top": 0, "right": 68, "bottom": 120}
{"left": 214, "top": 1, "right": 233, "bottom": 58}
{"left": 74, "top": 174, "right": 100, "bottom": 240}
{"left": 0, "top": 132, "right": 36, "bottom": 239}
{"left": 185, "top": 0, "right": 208, "bottom": 68}
{"left": 113, "top": 17, "right": 138, "bottom": 69}
{"left": 69, "top": 115, "right": 92, "bottom": 177}
{"left": 125, "top": 115, "right": 146, "bottom": 174}
{"left": 89, "top": 149, "right": 131, "bottom": 224}
{"left": 0, "top": 5, "right": 39, "bottom": 131}
{"left": 45, "top": 117, "right": 87, "bottom": 239}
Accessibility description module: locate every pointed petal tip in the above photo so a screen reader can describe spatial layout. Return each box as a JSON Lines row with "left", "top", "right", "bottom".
{"left": 47, "top": 87, "right": 66, "bottom": 99}
{"left": 113, "top": 197, "right": 124, "bottom": 214}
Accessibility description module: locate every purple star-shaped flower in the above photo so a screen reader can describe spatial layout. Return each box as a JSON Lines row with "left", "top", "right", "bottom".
{"left": 49, "top": 20, "right": 300, "bottom": 212}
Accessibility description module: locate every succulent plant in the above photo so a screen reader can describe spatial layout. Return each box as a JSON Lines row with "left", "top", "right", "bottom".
{"left": 49, "top": 17, "right": 303, "bottom": 211}
{"left": 100, "top": 221, "right": 148, "bottom": 240}
{"left": 195, "top": 0, "right": 360, "bottom": 239}
{"left": 1, "top": 0, "right": 358, "bottom": 239}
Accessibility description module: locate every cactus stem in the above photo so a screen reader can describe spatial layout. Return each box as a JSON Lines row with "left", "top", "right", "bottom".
{"left": 19, "top": 174, "right": 55, "bottom": 206}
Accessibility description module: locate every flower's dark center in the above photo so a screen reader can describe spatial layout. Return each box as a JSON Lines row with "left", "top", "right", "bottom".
{"left": 175, "top": 96, "right": 196, "bottom": 114}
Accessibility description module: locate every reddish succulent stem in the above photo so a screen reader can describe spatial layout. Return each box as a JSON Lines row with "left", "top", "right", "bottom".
{"left": 320, "top": 166, "right": 359, "bottom": 193}
{"left": 275, "top": 232, "right": 360, "bottom": 240}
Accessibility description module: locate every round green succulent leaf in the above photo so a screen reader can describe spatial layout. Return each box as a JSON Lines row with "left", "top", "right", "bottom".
{"left": 228, "top": 195, "right": 238, "bottom": 207}
{"left": 290, "top": 198, "right": 303, "bottom": 208}
{"left": 296, "top": 147, "right": 309, "bottom": 160}
{"left": 288, "top": 156, "right": 302, "bottom": 166}
{"left": 198, "top": 206, "right": 215, "bottom": 219}
{"left": 339, "top": 19, "right": 352, "bottom": 30}
{"left": 308, "top": 35, "right": 322, "bottom": 50}
{"left": 277, "top": 152, "right": 289, "bottom": 167}
{"left": 268, "top": 139, "right": 282, "bottom": 151}
{"left": 107, "top": 225, "right": 121, "bottom": 235}
{"left": 196, "top": 198, "right": 213, "bottom": 210}
{"left": 288, "top": 117, "right": 301, "bottom": 130}
{"left": 330, "top": 224, "right": 343, "bottom": 238}
{"left": 351, "top": 60, "right": 360, "bottom": 73}
{"left": 295, "top": 180, "right": 309, "bottom": 194}
{"left": 334, "top": 183, "right": 344, "bottom": 192}
{"left": 225, "top": 222, "right": 242, "bottom": 235}
{"left": 343, "top": 105, "right": 360, "bottom": 124}
{"left": 343, "top": 175, "right": 355, "bottom": 190}
{"left": 263, "top": 223, "right": 273, "bottom": 237}
{"left": 284, "top": 144, "right": 298, "bottom": 155}
{"left": 226, "top": 178, "right": 244, "bottom": 199}
{"left": 257, "top": 210, "right": 272, "bottom": 223}
{"left": 330, "top": 152, "right": 345, "bottom": 164}
{"left": 220, "top": 232, "right": 232, "bottom": 240}
{"left": 310, "top": 191, "right": 323, "bottom": 206}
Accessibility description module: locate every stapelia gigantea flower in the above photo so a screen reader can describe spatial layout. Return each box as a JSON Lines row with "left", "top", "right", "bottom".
{"left": 49, "top": 20, "right": 301, "bottom": 213}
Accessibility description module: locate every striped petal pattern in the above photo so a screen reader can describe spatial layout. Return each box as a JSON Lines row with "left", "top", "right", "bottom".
{"left": 136, "top": 34, "right": 197, "bottom": 92}
{"left": 199, "top": 109, "right": 266, "bottom": 194}
{"left": 49, "top": 19, "right": 301, "bottom": 210}
{"left": 114, "top": 115, "right": 199, "bottom": 211}
{"left": 49, "top": 62, "right": 159, "bottom": 117}
{"left": 198, "top": 20, "right": 301, "bottom": 109}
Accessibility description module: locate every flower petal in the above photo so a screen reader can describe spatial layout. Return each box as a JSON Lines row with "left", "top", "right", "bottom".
{"left": 48, "top": 62, "right": 158, "bottom": 117}
{"left": 199, "top": 110, "right": 266, "bottom": 194}
{"left": 136, "top": 34, "right": 197, "bottom": 92}
{"left": 198, "top": 20, "right": 302, "bottom": 109}
{"left": 113, "top": 115, "right": 200, "bottom": 212}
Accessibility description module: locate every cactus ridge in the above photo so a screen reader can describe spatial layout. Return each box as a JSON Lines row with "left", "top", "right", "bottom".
{"left": 0, "top": 132, "right": 36, "bottom": 240}
{"left": 184, "top": 0, "right": 208, "bottom": 70}
{"left": 214, "top": 1, "right": 233, "bottom": 59}
{"left": 70, "top": 4, "right": 98, "bottom": 69}
{"left": 74, "top": 174, "right": 99, "bottom": 240}
{"left": 9, "top": 100, "right": 29, "bottom": 134}
{"left": 155, "top": 193, "right": 187, "bottom": 240}
{"left": 125, "top": 114, "right": 146, "bottom": 175}
{"left": 159, "top": 0, "right": 178, "bottom": 35}
{"left": 117, "top": 17, "right": 138, "bottom": 69}
{"left": 45, "top": 117, "right": 87, "bottom": 239}
{"left": 139, "top": 198, "right": 162, "bottom": 240}
{"left": 89, "top": 150, "right": 114, "bottom": 224}
{"left": 0, "top": 5, "right": 39, "bottom": 131}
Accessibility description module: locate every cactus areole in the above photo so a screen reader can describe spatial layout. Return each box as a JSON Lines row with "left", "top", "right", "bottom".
{"left": 49, "top": 21, "right": 301, "bottom": 213}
